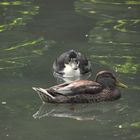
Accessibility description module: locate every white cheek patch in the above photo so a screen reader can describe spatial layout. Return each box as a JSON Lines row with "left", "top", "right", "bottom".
{"left": 71, "top": 63, "right": 78, "bottom": 69}
{"left": 63, "top": 63, "right": 80, "bottom": 77}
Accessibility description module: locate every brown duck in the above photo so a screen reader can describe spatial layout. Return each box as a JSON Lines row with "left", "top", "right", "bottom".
{"left": 32, "top": 71, "right": 127, "bottom": 103}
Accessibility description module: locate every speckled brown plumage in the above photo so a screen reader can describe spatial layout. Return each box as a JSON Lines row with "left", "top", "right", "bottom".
{"left": 32, "top": 71, "right": 127, "bottom": 103}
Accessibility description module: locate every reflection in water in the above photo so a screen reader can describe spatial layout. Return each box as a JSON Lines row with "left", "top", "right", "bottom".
{"left": 33, "top": 103, "right": 97, "bottom": 120}
{"left": 33, "top": 102, "right": 126, "bottom": 121}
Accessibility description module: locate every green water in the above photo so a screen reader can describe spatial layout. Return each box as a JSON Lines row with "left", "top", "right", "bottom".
{"left": 0, "top": 0, "right": 140, "bottom": 140}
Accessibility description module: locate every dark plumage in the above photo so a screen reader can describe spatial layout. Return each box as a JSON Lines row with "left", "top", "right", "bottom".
{"left": 53, "top": 50, "right": 91, "bottom": 77}
{"left": 32, "top": 71, "right": 127, "bottom": 103}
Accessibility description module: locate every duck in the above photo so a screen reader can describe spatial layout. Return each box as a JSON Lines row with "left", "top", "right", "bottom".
{"left": 32, "top": 71, "right": 127, "bottom": 103}
{"left": 53, "top": 49, "right": 91, "bottom": 77}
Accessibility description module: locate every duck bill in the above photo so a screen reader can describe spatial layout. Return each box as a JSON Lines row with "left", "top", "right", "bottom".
{"left": 115, "top": 80, "right": 128, "bottom": 88}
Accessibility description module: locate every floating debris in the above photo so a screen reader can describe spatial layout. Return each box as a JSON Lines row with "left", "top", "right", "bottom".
{"left": 1, "top": 101, "right": 7, "bottom": 105}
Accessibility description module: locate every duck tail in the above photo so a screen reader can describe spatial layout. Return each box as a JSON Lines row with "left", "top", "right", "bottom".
{"left": 32, "top": 87, "right": 55, "bottom": 102}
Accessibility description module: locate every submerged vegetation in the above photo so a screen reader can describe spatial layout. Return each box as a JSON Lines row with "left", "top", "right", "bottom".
{"left": 0, "top": 1, "right": 39, "bottom": 32}
{"left": 75, "top": 0, "right": 140, "bottom": 74}
{"left": 0, "top": 0, "right": 46, "bottom": 74}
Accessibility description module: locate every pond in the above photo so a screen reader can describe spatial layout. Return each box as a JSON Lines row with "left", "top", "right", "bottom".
{"left": 0, "top": 0, "right": 140, "bottom": 140}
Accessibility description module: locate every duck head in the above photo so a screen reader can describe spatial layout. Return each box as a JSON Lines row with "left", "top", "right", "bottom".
{"left": 95, "top": 71, "right": 128, "bottom": 89}
{"left": 64, "top": 50, "right": 80, "bottom": 70}
{"left": 53, "top": 49, "right": 91, "bottom": 79}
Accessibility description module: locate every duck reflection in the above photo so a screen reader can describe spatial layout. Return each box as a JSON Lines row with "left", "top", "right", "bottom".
{"left": 33, "top": 102, "right": 126, "bottom": 121}
{"left": 33, "top": 103, "right": 98, "bottom": 120}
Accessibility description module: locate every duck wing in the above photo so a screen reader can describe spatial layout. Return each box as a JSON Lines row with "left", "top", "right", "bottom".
{"left": 52, "top": 80, "right": 102, "bottom": 95}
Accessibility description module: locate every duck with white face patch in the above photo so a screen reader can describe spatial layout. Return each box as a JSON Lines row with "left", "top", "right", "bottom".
{"left": 53, "top": 50, "right": 91, "bottom": 78}
{"left": 63, "top": 58, "right": 80, "bottom": 77}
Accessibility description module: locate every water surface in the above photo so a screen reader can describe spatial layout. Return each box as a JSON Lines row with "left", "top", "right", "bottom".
{"left": 0, "top": 0, "right": 140, "bottom": 140}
